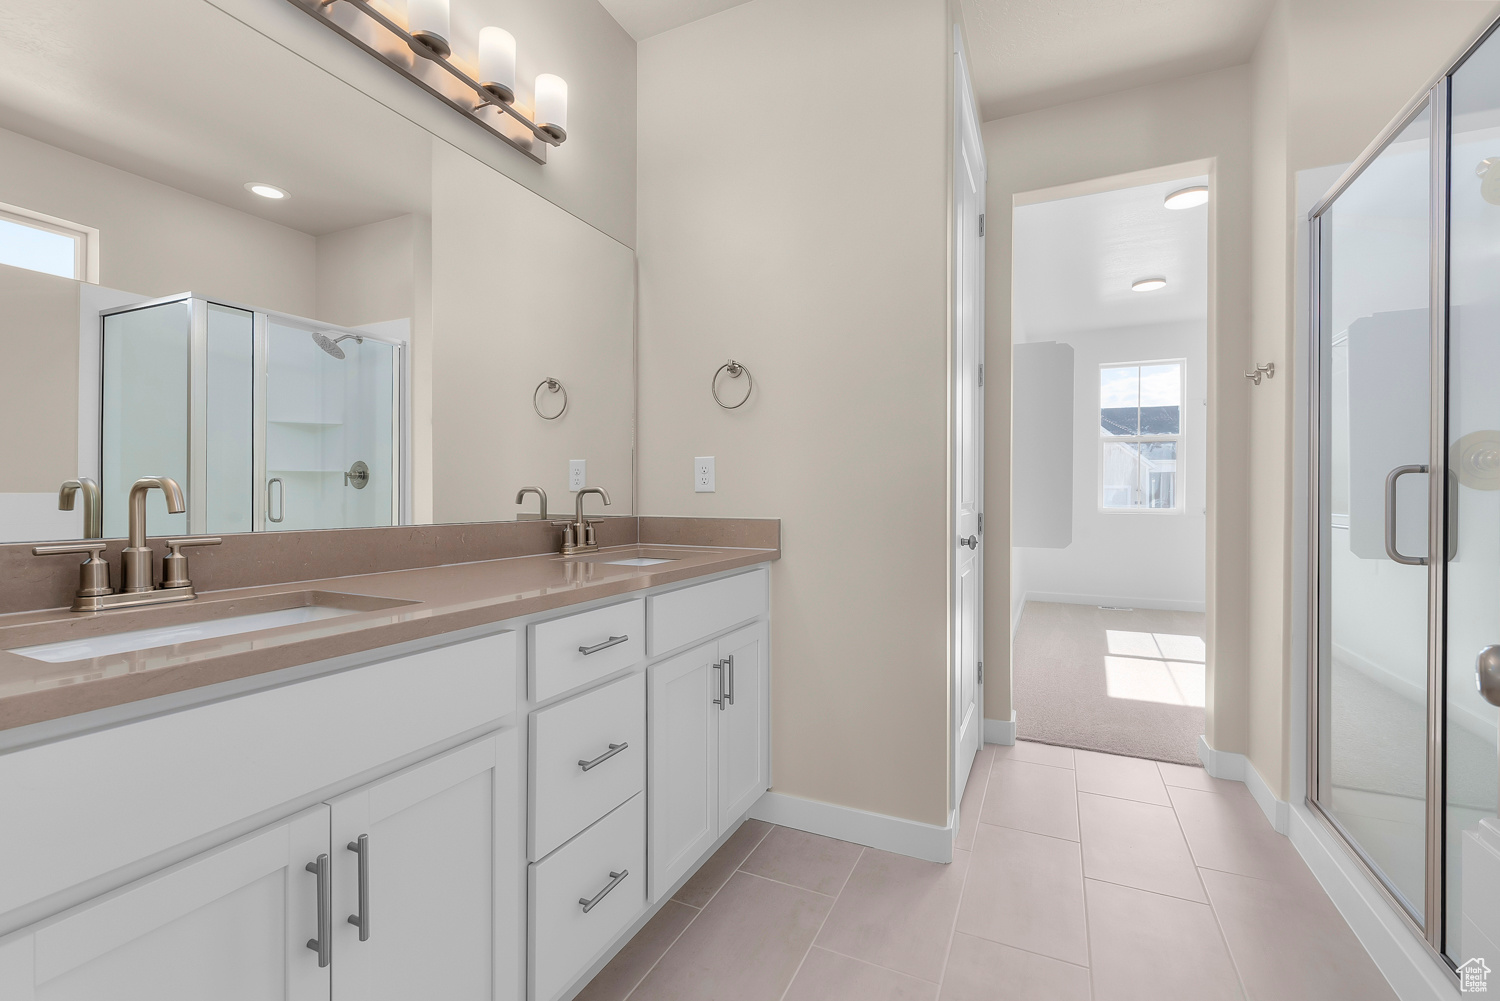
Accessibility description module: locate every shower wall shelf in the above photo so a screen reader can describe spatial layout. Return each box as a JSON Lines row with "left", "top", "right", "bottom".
{"left": 286, "top": 0, "right": 553, "bottom": 164}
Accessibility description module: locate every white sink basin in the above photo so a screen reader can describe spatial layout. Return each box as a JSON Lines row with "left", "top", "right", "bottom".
{"left": 9, "top": 605, "right": 361, "bottom": 663}
{"left": 602, "top": 557, "right": 677, "bottom": 567}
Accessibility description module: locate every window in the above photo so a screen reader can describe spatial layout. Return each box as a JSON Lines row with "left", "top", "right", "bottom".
{"left": 0, "top": 202, "right": 96, "bottom": 281}
{"left": 1100, "top": 361, "right": 1183, "bottom": 511}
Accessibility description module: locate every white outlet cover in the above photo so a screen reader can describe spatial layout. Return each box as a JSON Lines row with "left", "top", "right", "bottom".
{"left": 569, "top": 459, "right": 586, "bottom": 491}
{"left": 694, "top": 456, "right": 715, "bottom": 493}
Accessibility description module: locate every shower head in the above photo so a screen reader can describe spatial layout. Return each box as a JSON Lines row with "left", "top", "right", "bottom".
{"left": 309, "top": 331, "right": 364, "bottom": 360}
{"left": 311, "top": 331, "right": 345, "bottom": 360}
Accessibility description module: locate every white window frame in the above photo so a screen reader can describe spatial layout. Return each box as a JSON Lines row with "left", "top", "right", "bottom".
{"left": 0, "top": 200, "right": 99, "bottom": 283}
{"left": 1098, "top": 358, "right": 1186, "bottom": 515}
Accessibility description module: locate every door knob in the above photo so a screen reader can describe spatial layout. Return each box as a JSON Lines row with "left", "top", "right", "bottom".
{"left": 1478, "top": 646, "right": 1500, "bottom": 707}
{"left": 959, "top": 535, "right": 978, "bottom": 549}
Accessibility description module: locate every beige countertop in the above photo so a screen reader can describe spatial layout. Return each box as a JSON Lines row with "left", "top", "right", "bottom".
{"left": 0, "top": 543, "right": 777, "bottom": 734}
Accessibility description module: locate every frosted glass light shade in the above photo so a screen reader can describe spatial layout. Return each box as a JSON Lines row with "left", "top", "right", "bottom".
{"left": 478, "top": 27, "right": 516, "bottom": 103}
{"left": 406, "top": 0, "right": 450, "bottom": 58}
{"left": 534, "top": 74, "right": 568, "bottom": 143}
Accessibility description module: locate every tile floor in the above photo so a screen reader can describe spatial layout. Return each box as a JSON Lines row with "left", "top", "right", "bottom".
{"left": 576, "top": 741, "right": 1399, "bottom": 1001}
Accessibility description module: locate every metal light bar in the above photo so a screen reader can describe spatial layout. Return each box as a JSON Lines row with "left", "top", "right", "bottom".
{"left": 286, "top": 0, "right": 558, "bottom": 164}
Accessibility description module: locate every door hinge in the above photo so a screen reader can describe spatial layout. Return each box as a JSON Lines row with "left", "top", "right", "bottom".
{"left": 978, "top": 660, "right": 984, "bottom": 684}
{"left": 978, "top": 363, "right": 984, "bottom": 387}
{"left": 978, "top": 513, "right": 983, "bottom": 535}
{"left": 978, "top": 213, "right": 985, "bottom": 237}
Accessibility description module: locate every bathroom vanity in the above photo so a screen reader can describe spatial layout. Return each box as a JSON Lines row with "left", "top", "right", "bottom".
{"left": 0, "top": 541, "right": 775, "bottom": 1001}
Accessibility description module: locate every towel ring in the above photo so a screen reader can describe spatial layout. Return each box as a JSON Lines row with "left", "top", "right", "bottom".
{"left": 712, "top": 360, "right": 754, "bottom": 410}
{"left": 533, "top": 378, "right": 568, "bottom": 420}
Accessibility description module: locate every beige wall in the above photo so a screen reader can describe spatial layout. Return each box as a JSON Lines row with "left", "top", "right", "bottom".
{"left": 982, "top": 67, "right": 1255, "bottom": 755}
{"left": 316, "top": 214, "right": 421, "bottom": 329}
{"left": 1244, "top": 0, "right": 1500, "bottom": 799}
{"left": 0, "top": 125, "right": 316, "bottom": 315}
{"left": 430, "top": 141, "right": 635, "bottom": 525}
{"left": 0, "top": 265, "right": 79, "bottom": 493}
{"left": 637, "top": 0, "right": 954, "bottom": 826}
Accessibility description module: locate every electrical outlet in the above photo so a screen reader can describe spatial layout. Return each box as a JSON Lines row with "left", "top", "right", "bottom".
{"left": 694, "top": 456, "right": 715, "bottom": 493}
{"left": 569, "top": 459, "right": 586, "bottom": 491}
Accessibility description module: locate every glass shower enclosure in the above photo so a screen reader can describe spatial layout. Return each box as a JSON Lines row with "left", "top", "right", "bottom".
{"left": 100, "top": 294, "right": 404, "bottom": 536}
{"left": 1310, "top": 15, "right": 1500, "bottom": 979}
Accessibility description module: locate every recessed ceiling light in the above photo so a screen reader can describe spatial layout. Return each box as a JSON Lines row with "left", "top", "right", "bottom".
{"left": 1132, "top": 277, "right": 1167, "bottom": 292}
{"left": 245, "top": 182, "right": 288, "bottom": 200}
{"left": 1164, "top": 185, "right": 1208, "bottom": 210}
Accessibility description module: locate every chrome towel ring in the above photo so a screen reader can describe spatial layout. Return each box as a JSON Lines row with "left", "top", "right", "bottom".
{"left": 712, "top": 360, "right": 754, "bottom": 410}
{"left": 534, "top": 377, "right": 568, "bottom": 420}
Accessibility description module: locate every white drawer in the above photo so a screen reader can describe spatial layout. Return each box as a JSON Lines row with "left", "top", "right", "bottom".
{"left": 530, "top": 599, "right": 645, "bottom": 703}
{"left": 648, "top": 568, "right": 768, "bottom": 655}
{"left": 529, "top": 673, "right": 645, "bottom": 860}
{"left": 0, "top": 630, "right": 516, "bottom": 921}
{"left": 529, "top": 794, "right": 645, "bottom": 1001}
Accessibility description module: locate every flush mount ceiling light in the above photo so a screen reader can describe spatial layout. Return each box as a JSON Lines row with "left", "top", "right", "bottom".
{"left": 290, "top": 0, "right": 566, "bottom": 165}
{"left": 1132, "top": 277, "right": 1168, "bottom": 292}
{"left": 1163, "top": 185, "right": 1209, "bottom": 210}
{"left": 245, "top": 182, "right": 288, "bottom": 200}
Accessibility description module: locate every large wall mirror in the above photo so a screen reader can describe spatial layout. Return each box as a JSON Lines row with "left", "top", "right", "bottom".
{"left": 0, "top": 0, "right": 635, "bottom": 543}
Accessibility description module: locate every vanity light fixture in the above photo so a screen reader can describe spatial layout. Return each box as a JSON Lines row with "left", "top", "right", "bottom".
{"left": 291, "top": 0, "right": 567, "bottom": 164}
{"left": 1163, "top": 185, "right": 1209, "bottom": 210}
{"left": 245, "top": 182, "right": 288, "bottom": 199}
{"left": 1131, "top": 277, "right": 1167, "bottom": 292}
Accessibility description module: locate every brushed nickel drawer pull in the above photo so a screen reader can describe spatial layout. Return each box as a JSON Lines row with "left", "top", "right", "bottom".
{"left": 579, "top": 634, "right": 628, "bottom": 656}
{"left": 579, "top": 742, "right": 628, "bottom": 771}
{"left": 579, "top": 869, "right": 629, "bottom": 913}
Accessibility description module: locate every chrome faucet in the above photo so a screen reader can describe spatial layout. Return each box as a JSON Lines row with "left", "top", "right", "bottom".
{"left": 516, "top": 486, "right": 548, "bottom": 521}
{"left": 32, "top": 475, "right": 221, "bottom": 612}
{"left": 122, "top": 476, "right": 186, "bottom": 592}
{"left": 58, "top": 478, "right": 102, "bottom": 539}
{"left": 562, "top": 487, "right": 611, "bottom": 556}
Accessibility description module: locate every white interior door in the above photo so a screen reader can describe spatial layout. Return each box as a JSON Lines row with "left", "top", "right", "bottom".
{"left": 952, "top": 29, "right": 986, "bottom": 808}
{"left": 0, "top": 806, "right": 330, "bottom": 1001}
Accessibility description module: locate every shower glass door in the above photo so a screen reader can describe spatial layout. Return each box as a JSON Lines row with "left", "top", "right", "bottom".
{"left": 1313, "top": 14, "right": 1500, "bottom": 976}
{"left": 1313, "top": 100, "right": 1434, "bottom": 925}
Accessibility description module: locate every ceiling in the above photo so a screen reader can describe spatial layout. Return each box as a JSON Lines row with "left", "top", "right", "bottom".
{"left": 1012, "top": 175, "right": 1209, "bottom": 342}
{"left": 0, "top": 0, "right": 432, "bottom": 236}
{"left": 595, "top": 0, "right": 752, "bottom": 40}
{"left": 960, "top": 0, "right": 1275, "bottom": 120}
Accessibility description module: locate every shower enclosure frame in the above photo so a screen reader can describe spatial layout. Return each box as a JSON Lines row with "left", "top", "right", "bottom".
{"left": 1305, "top": 12, "right": 1500, "bottom": 978}
{"left": 97, "top": 292, "right": 409, "bottom": 534}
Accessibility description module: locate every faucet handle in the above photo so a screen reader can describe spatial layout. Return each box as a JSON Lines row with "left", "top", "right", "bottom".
{"left": 160, "top": 537, "right": 221, "bottom": 590}
{"left": 32, "top": 542, "right": 113, "bottom": 597}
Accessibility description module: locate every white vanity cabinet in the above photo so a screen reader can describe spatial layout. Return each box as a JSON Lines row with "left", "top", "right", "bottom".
{"left": 648, "top": 619, "right": 770, "bottom": 901}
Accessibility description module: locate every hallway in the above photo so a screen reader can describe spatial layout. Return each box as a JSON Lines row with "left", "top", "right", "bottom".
{"left": 577, "top": 742, "right": 1395, "bottom": 1001}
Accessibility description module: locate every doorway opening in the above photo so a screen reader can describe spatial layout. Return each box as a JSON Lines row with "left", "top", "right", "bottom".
{"left": 1009, "top": 169, "right": 1210, "bottom": 765}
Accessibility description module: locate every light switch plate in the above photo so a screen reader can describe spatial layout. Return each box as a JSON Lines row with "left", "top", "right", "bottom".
{"left": 569, "top": 459, "right": 586, "bottom": 491}
{"left": 695, "top": 456, "right": 715, "bottom": 493}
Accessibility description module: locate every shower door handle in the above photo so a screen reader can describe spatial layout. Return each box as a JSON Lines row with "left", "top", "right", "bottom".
{"left": 1478, "top": 647, "right": 1500, "bottom": 708}
{"left": 267, "top": 477, "right": 285, "bottom": 524}
{"left": 1383, "top": 464, "right": 1428, "bottom": 566}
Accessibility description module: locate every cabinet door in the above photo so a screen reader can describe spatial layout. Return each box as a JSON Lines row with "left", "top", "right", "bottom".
{"left": 330, "top": 729, "right": 521, "bottom": 1001}
{"left": 718, "top": 621, "right": 770, "bottom": 830}
{"left": 647, "top": 641, "right": 721, "bottom": 902}
{"left": 0, "top": 807, "right": 329, "bottom": 1001}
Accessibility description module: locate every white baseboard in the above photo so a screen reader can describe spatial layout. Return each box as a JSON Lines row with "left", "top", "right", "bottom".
{"left": 984, "top": 714, "right": 1016, "bottom": 745}
{"left": 1288, "top": 805, "right": 1458, "bottom": 1000}
{"left": 1198, "top": 735, "right": 1289, "bottom": 834}
{"left": 748, "top": 792, "right": 955, "bottom": 864}
{"left": 1025, "top": 590, "right": 1206, "bottom": 614}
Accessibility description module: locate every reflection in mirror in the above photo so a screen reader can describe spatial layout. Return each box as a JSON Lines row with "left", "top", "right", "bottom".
{"left": 0, "top": 0, "right": 635, "bottom": 544}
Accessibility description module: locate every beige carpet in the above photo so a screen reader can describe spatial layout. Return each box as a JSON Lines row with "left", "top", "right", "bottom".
{"left": 1012, "top": 601, "right": 1206, "bottom": 765}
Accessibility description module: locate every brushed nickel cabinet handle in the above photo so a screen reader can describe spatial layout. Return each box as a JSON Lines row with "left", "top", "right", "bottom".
{"left": 305, "top": 853, "right": 331, "bottom": 968}
{"left": 579, "top": 635, "right": 628, "bottom": 656}
{"left": 347, "top": 834, "right": 370, "bottom": 942}
{"left": 579, "top": 742, "right": 628, "bottom": 771}
{"left": 725, "top": 654, "right": 736, "bottom": 706}
{"left": 713, "top": 659, "right": 726, "bottom": 710}
{"left": 579, "top": 869, "right": 629, "bottom": 913}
